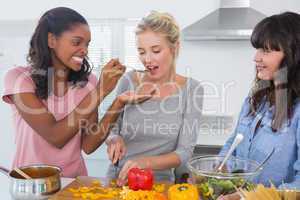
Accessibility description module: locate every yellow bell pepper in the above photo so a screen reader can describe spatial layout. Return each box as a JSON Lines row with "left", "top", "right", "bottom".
{"left": 168, "top": 184, "right": 199, "bottom": 200}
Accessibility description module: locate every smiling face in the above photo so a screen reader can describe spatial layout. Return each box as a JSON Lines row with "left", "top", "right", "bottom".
{"left": 136, "top": 30, "right": 177, "bottom": 82}
{"left": 254, "top": 48, "right": 285, "bottom": 81}
{"left": 48, "top": 23, "right": 91, "bottom": 72}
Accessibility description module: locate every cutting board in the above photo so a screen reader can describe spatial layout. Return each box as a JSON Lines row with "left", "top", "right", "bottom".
{"left": 49, "top": 176, "right": 171, "bottom": 200}
{"left": 49, "top": 176, "right": 116, "bottom": 200}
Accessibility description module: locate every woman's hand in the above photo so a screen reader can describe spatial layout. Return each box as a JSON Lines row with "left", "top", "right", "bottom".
{"left": 217, "top": 192, "right": 241, "bottom": 200}
{"left": 98, "top": 59, "right": 126, "bottom": 97}
{"left": 117, "top": 88, "right": 155, "bottom": 105}
{"left": 106, "top": 135, "right": 126, "bottom": 165}
{"left": 117, "top": 157, "right": 150, "bottom": 186}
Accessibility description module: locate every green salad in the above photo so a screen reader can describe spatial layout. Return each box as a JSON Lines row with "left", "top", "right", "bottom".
{"left": 197, "top": 178, "right": 255, "bottom": 200}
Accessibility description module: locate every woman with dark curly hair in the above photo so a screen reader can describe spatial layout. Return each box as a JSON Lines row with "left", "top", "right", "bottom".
{"left": 2, "top": 7, "right": 154, "bottom": 178}
{"left": 218, "top": 11, "right": 300, "bottom": 199}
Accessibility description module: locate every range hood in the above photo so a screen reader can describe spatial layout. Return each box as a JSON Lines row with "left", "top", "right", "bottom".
{"left": 182, "top": 0, "right": 267, "bottom": 40}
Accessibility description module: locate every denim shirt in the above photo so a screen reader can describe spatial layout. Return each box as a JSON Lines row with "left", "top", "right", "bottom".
{"left": 219, "top": 97, "right": 300, "bottom": 189}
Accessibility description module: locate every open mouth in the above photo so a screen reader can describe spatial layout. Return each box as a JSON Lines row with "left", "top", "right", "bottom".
{"left": 256, "top": 65, "right": 267, "bottom": 71}
{"left": 72, "top": 56, "right": 84, "bottom": 65}
{"left": 146, "top": 65, "right": 159, "bottom": 73}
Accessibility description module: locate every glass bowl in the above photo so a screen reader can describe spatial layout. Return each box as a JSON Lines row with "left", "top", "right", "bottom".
{"left": 187, "top": 155, "right": 262, "bottom": 181}
{"left": 187, "top": 155, "right": 263, "bottom": 199}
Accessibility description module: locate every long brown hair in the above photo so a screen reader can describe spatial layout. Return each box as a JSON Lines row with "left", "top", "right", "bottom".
{"left": 249, "top": 12, "right": 300, "bottom": 131}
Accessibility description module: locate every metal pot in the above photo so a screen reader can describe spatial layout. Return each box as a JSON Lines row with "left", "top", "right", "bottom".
{"left": 0, "top": 164, "right": 61, "bottom": 200}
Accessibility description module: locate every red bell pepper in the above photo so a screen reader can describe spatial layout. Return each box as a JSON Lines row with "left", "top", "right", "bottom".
{"left": 128, "top": 167, "right": 154, "bottom": 190}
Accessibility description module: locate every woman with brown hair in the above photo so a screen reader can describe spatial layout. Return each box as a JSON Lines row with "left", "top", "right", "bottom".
{"left": 219, "top": 12, "right": 300, "bottom": 196}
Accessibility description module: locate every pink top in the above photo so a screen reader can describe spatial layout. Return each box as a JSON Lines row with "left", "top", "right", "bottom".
{"left": 2, "top": 66, "right": 98, "bottom": 178}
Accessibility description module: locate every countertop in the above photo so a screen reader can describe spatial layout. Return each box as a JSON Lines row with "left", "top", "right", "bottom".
{"left": 0, "top": 175, "right": 73, "bottom": 199}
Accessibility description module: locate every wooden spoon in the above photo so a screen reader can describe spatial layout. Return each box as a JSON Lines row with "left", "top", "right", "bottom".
{"left": 14, "top": 168, "right": 31, "bottom": 179}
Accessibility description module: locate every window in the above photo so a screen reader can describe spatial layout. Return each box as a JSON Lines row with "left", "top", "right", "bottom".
{"left": 84, "top": 19, "right": 142, "bottom": 169}
{"left": 88, "top": 19, "right": 142, "bottom": 119}
{"left": 124, "top": 23, "right": 143, "bottom": 70}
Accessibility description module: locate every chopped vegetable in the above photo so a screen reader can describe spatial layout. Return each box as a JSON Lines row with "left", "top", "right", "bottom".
{"left": 120, "top": 186, "right": 167, "bottom": 200}
{"left": 153, "top": 183, "right": 166, "bottom": 193}
{"left": 197, "top": 178, "right": 255, "bottom": 200}
{"left": 68, "top": 180, "right": 166, "bottom": 200}
{"left": 68, "top": 180, "right": 121, "bottom": 200}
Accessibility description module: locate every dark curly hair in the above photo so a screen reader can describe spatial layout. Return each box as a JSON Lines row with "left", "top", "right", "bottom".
{"left": 27, "top": 7, "right": 92, "bottom": 99}
{"left": 249, "top": 12, "right": 300, "bottom": 131}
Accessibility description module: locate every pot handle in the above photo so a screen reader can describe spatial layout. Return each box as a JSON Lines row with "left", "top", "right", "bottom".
{"left": 0, "top": 166, "right": 10, "bottom": 176}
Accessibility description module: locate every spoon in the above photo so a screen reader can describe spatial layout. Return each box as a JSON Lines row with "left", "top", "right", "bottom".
{"left": 217, "top": 133, "right": 244, "bottom": 172}
{"left": 99, "top": 65, "right": 149, "bottom": 73}
{"left": 127, "top": 66, "right": 149, "bottom": 73}
{"left": 14, "top": 168, "right": 31, "bottom": 179}
{"left": 86, "top": 56, "right": 149, "bottom": 73}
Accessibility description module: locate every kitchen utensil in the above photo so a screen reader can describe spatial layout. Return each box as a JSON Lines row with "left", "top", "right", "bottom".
{"left": 126, "top": 66, "right": 149, "bottom": 73}
{"left": 14, "top": 167, "right": 32, "bottom": 179}
{"left": 187, "top": 155, "right": 262, "bottom": 199}
{"left": 187, "top": 155, "right": 261, "bottom": 181}
{"left": 0, "top": 164, "right": 61, "bottom": 200}
{"left": 217, "top": 133, "right": 244, "bottom": 172}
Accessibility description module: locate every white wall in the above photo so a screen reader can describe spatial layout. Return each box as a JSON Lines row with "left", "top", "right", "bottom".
{"left": 0, "top": 0, "right": 219, "bottom": 28}
{"left": 0, "top": 0, "right": 299, "bottom": 176}
{"left": 178, "top": 41, "right": 256, "bottom": 145}
{"left": 251, "top": 0, "right": 300, "bottom": 15}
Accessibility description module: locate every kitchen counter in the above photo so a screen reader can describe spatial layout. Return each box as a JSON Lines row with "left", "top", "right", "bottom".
{"left": 193, "top": 144, "right": 222, "bottom": 156}
{"left": 0, "top": 175, "right": 73, "bottom": 199}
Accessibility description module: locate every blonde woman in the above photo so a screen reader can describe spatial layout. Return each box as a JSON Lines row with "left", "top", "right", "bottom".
{"left": 105, "top": 11, "right": 203, "bottom": 185}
